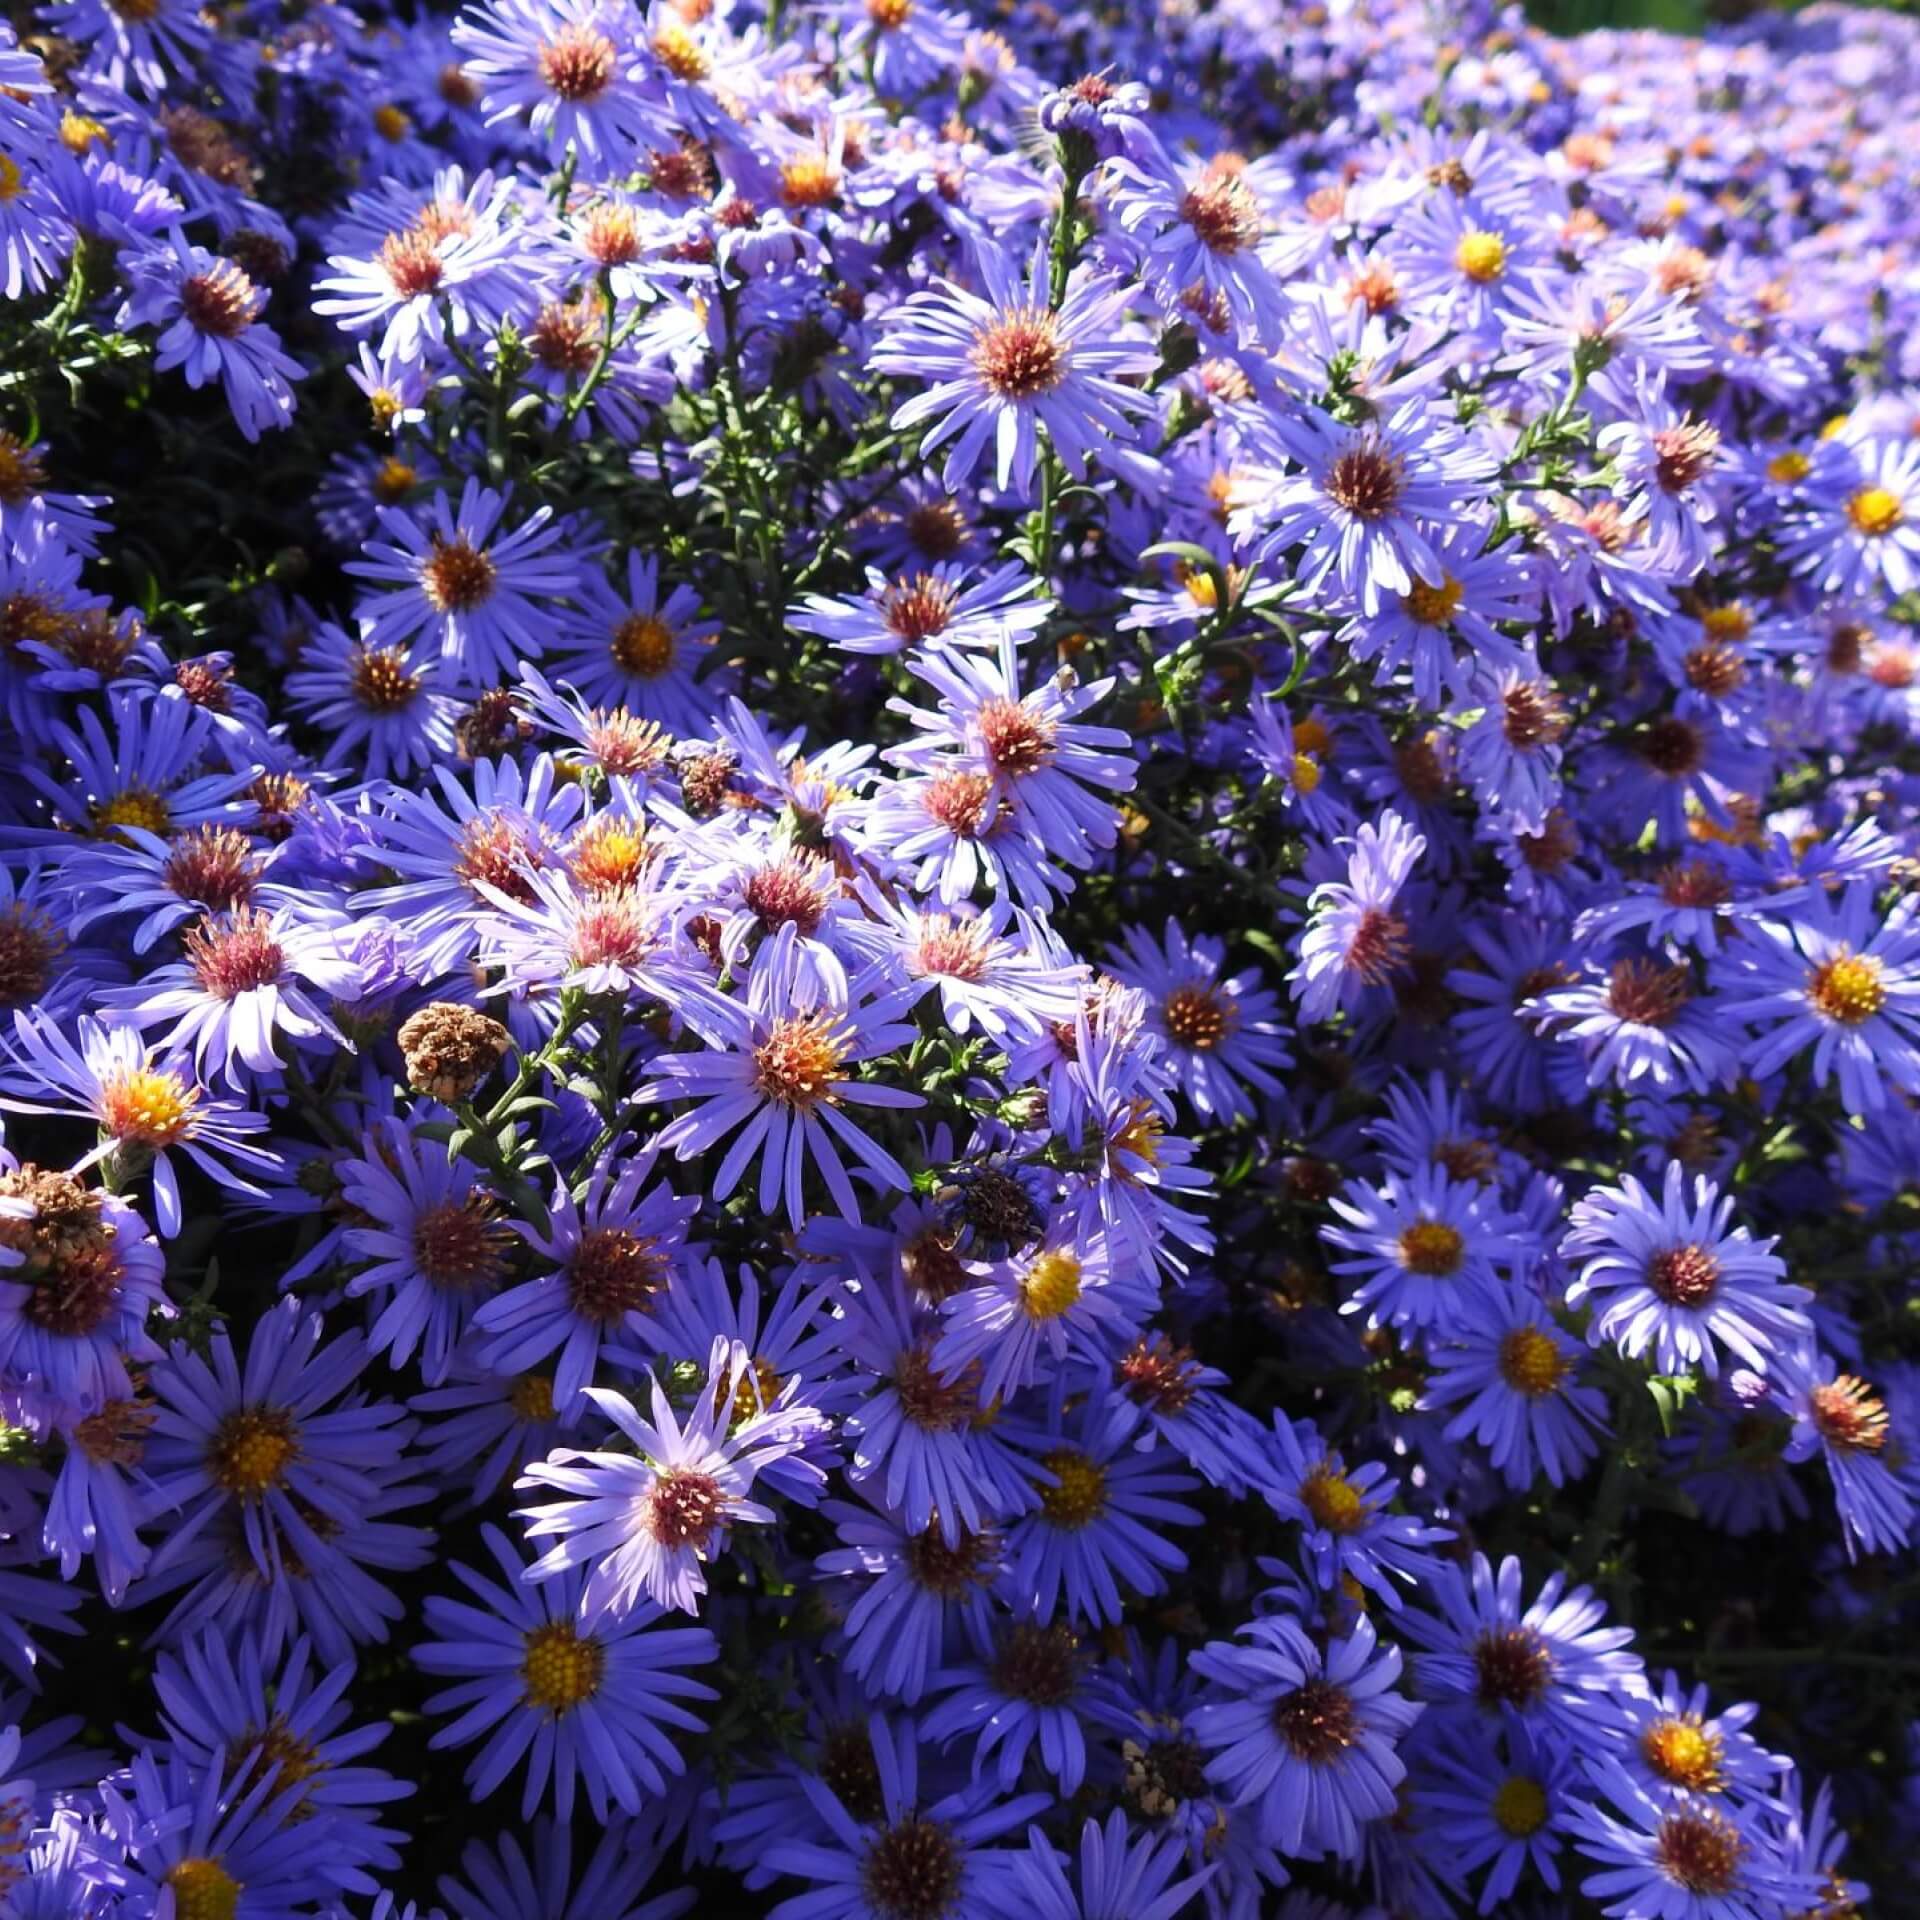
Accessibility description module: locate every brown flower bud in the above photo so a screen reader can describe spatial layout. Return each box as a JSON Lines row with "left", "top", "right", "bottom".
{"left": 397, "top": 1003, "right": 512, "bottom": 1103}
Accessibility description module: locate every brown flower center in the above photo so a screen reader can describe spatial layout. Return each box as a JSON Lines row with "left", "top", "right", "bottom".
{"left": 1272, "top": 1678, "right": 1357, "bottom": 1763}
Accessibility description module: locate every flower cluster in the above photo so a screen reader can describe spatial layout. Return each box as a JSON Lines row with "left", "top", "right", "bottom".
{"left": 0, "top": 0, "right": 1917, "bottom": 1913}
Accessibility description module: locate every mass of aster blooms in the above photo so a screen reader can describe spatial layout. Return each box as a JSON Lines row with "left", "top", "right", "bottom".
{"left": 4, "top": 0, "right": 1920, "bottom": 1912}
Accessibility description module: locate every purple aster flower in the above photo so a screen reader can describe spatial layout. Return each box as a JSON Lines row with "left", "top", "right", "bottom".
{"left": 1036, "top": 74, "right": 1165, "bottom": 166}
{"left": 40, "top": 0, "right": 209, "bottom": 93}
{"left": 831, "top": 1267, "right": 1039, "bottom": 1548}
{"left": 1068, "top": 1011, "right": 1215, "bottom": 1278}
{"left": 1781, "top": 432, "right": 1920, "bottom": 598}
{"left": 1400, "top": 1552, "right": 1641, "bottom": 1740}
{"left": 821, "top": 0, "right": 968, "bottom": 94}
{"left": 471, "top": 1144, "right": 695, "bottom": 1413}
{"left": 283, "top": 623, "right": 460, "bottom": 780}
{"left": 450, "top": 0, "right": 662, "bottom": 167}
{"left": 791, "top": 560, "right": 1048, "bottom": 659}
{"left": 612, "top": 1251, "right": 847, "bottom": 1504}
{"left": 150, "top": 1628, "right": 411, "bottom": 1885}
{"left": 436, "top": 1814, "right": 693, "bottom": 1920}
{"left": 1261, "top": 1415, "right": 1452, "bottom": 1607}
{"left": 104, "top": 906, "right": 362, "bottom": 1090}
{"left": 1592, "top": 1671, "right": 1786, "bottom": 1806}
{"left": 999, "top": 1809, "right": 1215, "bottom": 1920}
{"left": 0, "top": 146, "right": 73, "bottom": 303}
{"left": 544, "top": 552, "right": 719, "bottom": 733}
{"left": 20, "top": 683, "right": 253, "bottom": 848}
{"left": 347, "top": 481, "right": 585, "bottom": 690}
{"left": 0, "top": 1162, "right": 168, "bottom": 1416}
{"left": 1410, "top": 1719, "right": 1576, "bottom": 1913}
{"left": 0, "top": 1013, "right": 278, "bottom": 1236}
{"left": 1110, "top": 156, "right": 1284, "bottom": 344}
{"left": 361, "top": 752, "right": 585, "bottom": 976}
{"left": 1569, "top": 1756, "right": 1819, "bottom": 1920}
{"left": 1090, "top": 1333, "right": 1268, "bottom": 1496}
{"left": 1777, "top": 1353, "right": 1914, "bottom": 1560}
{"left": 813, "top": 1494, "right": 1001, "bottom": 1705}
{"left": 411, "top": 1344, "right": 579, "bottom": 1508}
{"left": 337, "top": 1119, "right": 515, "bottom": 1386}
{"left": 1322, "top": 1163, "right": 1515, "bottom": 1332}
{"left": 1561, "top": 1162, "right": 1813, "bottom": 1380}
{"left": 933, "top": 1218, "right": 1144, "bottom": 1406}
{"left": 52, "top": 820, "right": 287, "bottom": 959}
{"left": 886, "top": 637, "right": 1136, "bottom": 879}
{"left": 1596, "top": 383, "right": 1728, "bottom": 574}
{"left": 842, "top": 886, "right": 1086, "bottom": 1046}
{"left": 1290, "top": 810, "right": 1424, "bottom": 1023}
{"left": 40, "top": 1393, "right": 156, "bottom": 1602}
{"left": 1106, "top": 919, "right": 1289, "bottom": 1123}
{"left": 757, "top": 1715, "right": 1047, "bottom": 1920}
{"left": 117, "top": 238, "right": 303, "bottom": 442}
{"left": 0, "top": 1726, "right": 30, "bottom": 1893}
{"left": 1525, "top": 952, "right": 1734, "bottom": 1095}
{"left": 516, "top": 1335, "right": 824, "bottom": 1619}
{"left": 1714, "top": 885, "right": 1920, "bottom": 1116}
{"left": 415, "top": 1521, "right": 717, "bottom": 1821}
{"left": 874, "top": 243, "right": 1156, "bottom": 498}
{"left": 1422, "top": 1288, "right": 1608, "bottom": 1490}
{"left": 1003, "top": 1405, "right": 1200, "bottom": 1625}
{"left": 1390, "top": 194, "right": 1552, "bottom": 339}
{"left": 638, "top": 922, "right": 923, "bottom": 1228}
{"left": 313, "top": 186, "right": 530, "bottom": 366}
{"left": 1455, "top": 663, "right": 1571, "bottom": 834}
{"left": 1339, "top": 524, "right": 1536, "bottom": 706}
{"left": 140, "top": 1297, "right": 416, "bottom": 1598}
{"left": 92, "top": 1748, "right": 347, "bottom": 1917}
{"left": 922, "top": 1616, "right": 1108, "bottom": 1794}
{"left": 1189, "top": 1613, "right": 1421, "bottom": 1861}
{"left": 1229, "top": 400, "right": 1500, "bottom": 616}
{"left": 473, "top": 861, "right": 706, "bottom": 1006}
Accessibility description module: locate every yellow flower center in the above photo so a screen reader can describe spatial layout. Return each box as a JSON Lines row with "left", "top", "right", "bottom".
{"left": 1847, "top": 486, "right": 1902, "bottom": 537}
{"left": 1807, "top": 951, "right": 1885, "bottom": 1025}
{"left": 1398, "top": 1219, "right": 1465, "bottom": 1276}
{"left": 210, "top": 1406, "right": 299, "bottom": 1497}
{"left": 1497, "top": 1325, "right": 1569, "bottom": 1396}
{"left": 59, "top": 109, "right": 111, "bottom": 154}
{"left": 1402, "top": 573, "right": 1465, "bottom": 626}
{"left": 372, "top": 103, "right": 411, "bottom": 142}
{"left": 611, "top": 612, "right": 676, "bottom": 678}
{"left": 509, "top": 1373, "right": 556, "bottom": 1421}
{"left": 719, "top": 1354, "right": 784, "bottom": 1425}
{"left": 1021, "top": 1249, "right": 1084, "bottom": 1321}
{"left": 520, "top": 1620, "right": 605, "bottom": 1713}
{"left": 0, "top": 154, "right": 21, "bottom": 204}
{"left": 1454, "top": 229, "right": 1508, "bottom": 282}
{"left": 1291, "top": 752, "right": 1322, "bottom": 794}
{"left": 91, "top": 785, "right": 173, "bottom": 839}
{"left": 1038, "top": 1447, "right": 1107, "bottom": 1530}
{"left": 1765, "top": 448, "right": 1810, "bottom": 484}
{"left": 98, "top": 1065, "right": 199, "bottom": 1149}
{"left": 651, "top": 22, "right": 709, "bottom": 79}
{"left": 1643, "top": 1716, "right": 1725, "bottom": 1792}
{"left": 1299, "top": 1463, "right": 1367, "bottom": 1534}
{"left": 165, "top": 1858, "right": 241, "bottom": 1920}
{"left": 1492, "top": 1775, "right": 1549, "bottom": 1838}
